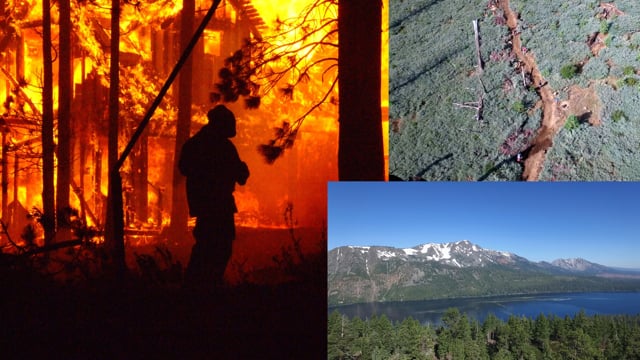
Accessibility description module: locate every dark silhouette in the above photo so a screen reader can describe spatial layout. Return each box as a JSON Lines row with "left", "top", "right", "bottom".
{"left": 179, "top": 105, "right": 249, "bottom": 289}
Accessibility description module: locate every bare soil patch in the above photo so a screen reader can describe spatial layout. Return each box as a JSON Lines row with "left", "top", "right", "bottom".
{"left": 566, "top": 83, "right": 603, "bottom": 126}
{"left": 498, "top": 0, "right": 605, "bottom": 180}
{"left": 588, "top": 32, "right": 607, "bottom": 56}
{"left": 498, "top": 0, "right": 562, "bottom": 181}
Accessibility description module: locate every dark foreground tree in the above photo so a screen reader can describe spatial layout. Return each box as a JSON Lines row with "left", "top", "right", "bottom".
{"left": 104, "top": 0, "right": 125, "bottom": 276}
{"left": 41, "top": 0, "right": 55, "bottom": 244}
{"left": 337, "top": 0, "right": 384, "bottom": 180}
{"left": 57, "top": 0, "right": 72, "bottom": 238}
{"left": 168, "top": 0, "right": 195, "bottom": 240}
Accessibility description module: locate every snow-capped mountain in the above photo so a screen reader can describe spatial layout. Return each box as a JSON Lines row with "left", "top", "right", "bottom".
{"left": 329, "top": 240, "right": 527, "bottom": 274}
{"left": 328, "top": 240, "right": 639, "bottom": 306}
{"left": 401, "top": 240, "right": 519, "bottom": 267}
{"left": 550, "top": 258, "right": 610, "bottom": 273}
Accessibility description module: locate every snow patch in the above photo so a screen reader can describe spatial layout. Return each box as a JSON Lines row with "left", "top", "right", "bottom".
{"left": 403, "top": 248, "right": 418, "bottom": 255}
{"left": 377, "top": 250, "right": 395, "bottom": 259}
{"left": 418, "top": 243, "right": 452, "bottom": 261}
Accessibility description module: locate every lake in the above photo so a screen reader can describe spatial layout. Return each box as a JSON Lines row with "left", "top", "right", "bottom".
{"left": 329, "top": 292, "right": 640, "bottom": 325}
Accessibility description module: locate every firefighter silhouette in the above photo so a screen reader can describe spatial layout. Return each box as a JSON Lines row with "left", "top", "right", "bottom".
{"left": 179, "top": 105, "right": 249, "bottom": 289}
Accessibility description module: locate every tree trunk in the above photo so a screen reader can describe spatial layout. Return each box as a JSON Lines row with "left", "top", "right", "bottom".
{"left": 1, "top": 130, "right": 7, "bottom": 222}
{"left": 104, "top": 0, "right": 125, "bottom": 276}
{"left": 338, "top": 0, "right": 384, "bottom": 180}
{"left": 57, "top": 0, "right": 72, "bottom": 236}
{"left": 42, "top": 0, "right": 56, "bottom": 244}
{"left": 168, "top": 0, "right": 194, "bottom": 241}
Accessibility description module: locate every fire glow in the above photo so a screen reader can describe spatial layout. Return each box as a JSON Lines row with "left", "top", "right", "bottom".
{"left": 0, "top": 0, "right": 387, "bottom": 279}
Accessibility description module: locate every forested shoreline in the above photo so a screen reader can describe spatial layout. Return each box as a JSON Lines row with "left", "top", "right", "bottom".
{"left": 328, "top": 308, "right": 640, "bottom": 359}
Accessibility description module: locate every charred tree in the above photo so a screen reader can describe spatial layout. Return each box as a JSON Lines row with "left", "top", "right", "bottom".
{"left": 57, "top": 0, "right": 72, "bottom": 237}
{"left": 338, "top": 0, "right": 384, "bottom": 180}
{"left": 42, "top": 0, "right": 55, "bottom": 244}
{"left": 104, "top": 0, "right": 125, "bottom": 276}
{"left": 1, "top": 129, "right": 7, "bottom": 222}
{"left": 168, "top": 0, "right": 195, "bottom": 240}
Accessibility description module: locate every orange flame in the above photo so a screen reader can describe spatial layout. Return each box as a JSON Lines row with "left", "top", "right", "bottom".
{"left": 0, "top": 0, "right": 387, "bottom": 260}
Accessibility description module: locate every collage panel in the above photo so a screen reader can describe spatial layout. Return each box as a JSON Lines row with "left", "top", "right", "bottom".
{"left": 389, "top": 0, "right": 640, "bottom": 180}
{"left": 328, "top": 181, "right": 640, "bottom": 359}
{"left": 0, "top": 0, "right": 387, "bottom": 358}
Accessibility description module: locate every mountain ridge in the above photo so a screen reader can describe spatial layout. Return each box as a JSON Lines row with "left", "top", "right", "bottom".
{"left": 328, "top": 240, "right": 640, "bottom": 306}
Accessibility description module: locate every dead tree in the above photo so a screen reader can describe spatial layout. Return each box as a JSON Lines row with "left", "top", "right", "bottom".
{"left": 168, "top": 0, "right": 195, "bottom": 239}
{"left": 339, "top": 0, "right": 384, "bottom": 180}
{"left": 42, "top": 0, "right": 55, "bottom": 245}
{"left": 104, "top": 0, "right": 125, "bottom": 276}
{"left": 453, "top": 20, "right": 485, "bottom": 122}
{"left": 473, "top": 19, "right": 483, "bottom": 74}
{"left": 453, "top": 95, "right": 484, "bottom": 122}
{"left": 57, "top": 0, "right": 72, "bottom": 235}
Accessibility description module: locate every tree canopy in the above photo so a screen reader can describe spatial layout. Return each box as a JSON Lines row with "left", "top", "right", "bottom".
{"left": 328, "top": 309, "right": 640, "bottom": 360}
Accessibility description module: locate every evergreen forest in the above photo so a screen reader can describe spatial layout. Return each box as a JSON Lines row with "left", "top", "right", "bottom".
{"left": 328, "top": 308, "right": 640, "bottom": 359}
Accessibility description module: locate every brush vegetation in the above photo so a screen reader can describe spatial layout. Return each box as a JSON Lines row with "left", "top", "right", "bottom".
{"left": 391, "top": 0, "right": 640, "bottom": 180}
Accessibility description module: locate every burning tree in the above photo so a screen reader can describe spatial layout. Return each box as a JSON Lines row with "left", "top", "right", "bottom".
{"left": 211, "top": 0, "right": 385, "bottom": 180}
{"left": 1, "top": 0, "right": 384, "bottom": 281}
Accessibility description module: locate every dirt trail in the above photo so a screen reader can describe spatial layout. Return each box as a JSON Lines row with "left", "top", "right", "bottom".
{"left": 498, "top": 0, "right": 565, "bottom": 181}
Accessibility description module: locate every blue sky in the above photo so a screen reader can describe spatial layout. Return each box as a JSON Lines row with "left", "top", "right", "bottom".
{"left": 328, "top": 182, "right": 640, "bottom": 268}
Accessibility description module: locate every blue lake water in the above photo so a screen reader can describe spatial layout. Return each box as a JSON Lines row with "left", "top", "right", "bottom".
{"left": 329, "top": 292, "right": 640, "bottom": 325}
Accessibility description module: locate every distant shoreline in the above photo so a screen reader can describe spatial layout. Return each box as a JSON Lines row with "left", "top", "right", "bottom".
{"left": 329, "top": 289, "right": 640, "bottom": 310}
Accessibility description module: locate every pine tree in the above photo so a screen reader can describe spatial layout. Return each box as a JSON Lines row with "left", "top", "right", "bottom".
{"left": 369, "top": 314, "right": 394, "bottom": 357}
{"left": 533, "top": 313, "right": 551, "bottom": 351}
{"left": 396, "top": 317, "right": 430, "bottom": 360}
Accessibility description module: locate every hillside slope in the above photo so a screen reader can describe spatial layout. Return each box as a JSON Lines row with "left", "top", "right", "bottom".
{"left": 390, "top": 0, "right": 640, "bottom": 180}
{"left": 328, "top": 240, "right": 640, "bottom": 305}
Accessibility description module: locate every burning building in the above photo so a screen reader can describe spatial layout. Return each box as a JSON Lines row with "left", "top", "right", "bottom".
{"left": 1, "top": 0, "right": 388, "bottom": 282}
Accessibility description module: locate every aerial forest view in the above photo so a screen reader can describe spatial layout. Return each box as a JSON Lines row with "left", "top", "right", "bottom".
{"left": 390, "top": 0, "right": 640, "bottom": 180}
{"left": 1, "top": 0, "right": 386, "bottom": 357}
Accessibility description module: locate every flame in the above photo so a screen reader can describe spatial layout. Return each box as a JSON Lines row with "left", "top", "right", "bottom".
{"left": 251, "top": 1, "right": 307, "bottom": 25}
{"left": 381, "top": 0, "right": 389, "bottom": 108}
{"left": 0, "top": 0, "right": 385, "bottom": 281}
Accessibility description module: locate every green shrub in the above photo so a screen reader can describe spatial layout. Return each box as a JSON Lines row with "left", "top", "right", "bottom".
{"left": 582, "top": 58, "right": 609, "bottom": 79}
{"left": 612, "top": 110, "right": 626, "bottom": 122}
{"left": 623, "top": 66, "right": 636, "bottom": 76}
{"left": 560, "top": 64, "right": 578, "bottom": 79}
{"left": 564, "top": 115, "right": 579, "bottom": 130}
{"left": 624, "top": 77, "right": 638, "bottom": 86}
{"left": 512, "top": 101, "right": 526, "bottom": 113}
{"left": 600, "top": 20, "right": 609, "bottom": 34}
